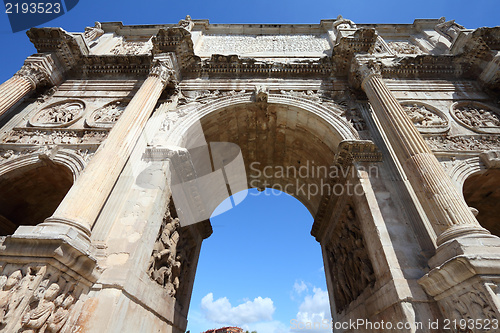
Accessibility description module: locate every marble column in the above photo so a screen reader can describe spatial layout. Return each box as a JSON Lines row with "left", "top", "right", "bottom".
{"left": 0, "top": 54, "right": 60, "bottom": 119}
{"left": 41, "top": 55, "right": 176, "bottom": 241}
{"left": 359, "top": 63, "right": 490, "bottom": 246}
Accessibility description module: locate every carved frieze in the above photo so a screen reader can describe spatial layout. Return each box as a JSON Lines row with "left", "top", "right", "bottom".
{"left": 29, "top": 100, "right": 85, "bottom": 128}
{"left": 325, "top": 204, "right": 375, "bottom": 314}
{"left": 438, "top": 282, "right": 500, "bottom": 332}
{"left": 424, "top": 135, "right": 500, "bottom": 151}
{"left": 178, "top": 90, "right": 248, "bottom": 106}
{"left": 451, "top": 101, "right": 500, "bottom": 134}
{"left": 85, "top": 100, "right": 129, "bottom": 128}
{"left": 0, "top": 263, "right": 88, "bottom": 333}
{"left": 401, "top": 102, "right": 449, "bottom": 133}
{"left": 110, "top": 39, "right": 153, "bottom": 55}
{"left": 2, "top": 129, "right": 107, "bottom": 145}
{"left": 388, "top": 41, "right": 423, "bottom": 55}
{"left": 277, "top": 89, "right": 347, "bottom": 113}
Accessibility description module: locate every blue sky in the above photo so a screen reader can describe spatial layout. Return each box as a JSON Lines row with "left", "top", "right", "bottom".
{"left": 0, "top": 1, "right": 498, "bottom": 333}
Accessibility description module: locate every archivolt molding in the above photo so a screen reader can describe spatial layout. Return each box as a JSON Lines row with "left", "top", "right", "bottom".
{"left": 0, "top": 148, "right": 86, "bottom": 181}
{"left": 446, "top": 156, "right": 486, "bottom": 192}
{"left": 164, "top": 92, "right": 360, "bottom": 147}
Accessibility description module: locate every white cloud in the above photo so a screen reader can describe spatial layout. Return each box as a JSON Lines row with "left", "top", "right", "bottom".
{"left": 292, "top": 287, "right": 332, "bottom": 333}
{"left": 201, "top": 293, "right": 275, "bottom": 325}
{"left": 293, "top": 280, "right": 308, "bottom": 295}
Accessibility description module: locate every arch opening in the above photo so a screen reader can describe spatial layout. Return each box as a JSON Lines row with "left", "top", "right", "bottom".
{"left": 463, "top": 169, "right": 500, "bottom": 237}
{"left": 0, "top": 161, "right": 73, "bottom": 235}
{"left": 187, "top": 188, "right": 331, "bottom": 333}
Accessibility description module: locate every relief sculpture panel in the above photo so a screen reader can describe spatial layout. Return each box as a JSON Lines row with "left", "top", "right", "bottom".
{"left": 148, "top": 201, "right": 197, "bottom": 304}
{"left": 451, "top": 101, "right": 500, "bottom": 134}
{"left": 401, "top": 101, "right": 449, "bottom": 134}
{"left": 85, "top": 100, "right": 129, "bottom": 129}
{"left": 0, "top": 264, "right": 88, "bottom": 333}
{"left": 325, "top": 204, "right": 375, "bottom": 314}
{"left": 28, "top": 100, "right": 85, "bottom": 128}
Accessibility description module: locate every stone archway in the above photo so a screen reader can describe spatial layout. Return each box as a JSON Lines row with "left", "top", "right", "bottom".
{"left": 0, "top": 151, "right": 82, "bottom": 235}
{"left": 463, "top": 169, "right": 500, "bottom": 236}
{"left": 145, "top": 94, "right": 392, "bottom": 332}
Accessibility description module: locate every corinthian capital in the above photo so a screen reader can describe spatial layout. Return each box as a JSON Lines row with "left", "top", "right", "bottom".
{"left": 149, "top": 54, "right": 178, "bottom": 87}
{"left": 14, "top": 54, "right": 63, "bottom": 89}
{"left": 14, "top": 62, "right": 51, "bottom": 90}
{"left": 349, "top": 56, "right": 383, "bottom": 89}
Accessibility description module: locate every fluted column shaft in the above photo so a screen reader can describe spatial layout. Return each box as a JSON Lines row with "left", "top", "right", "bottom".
{"left": 43, "top": 56, "right": 175, "bottom": 239}
{"left": 361, "top": 72, "right": 489, "bottom": 245}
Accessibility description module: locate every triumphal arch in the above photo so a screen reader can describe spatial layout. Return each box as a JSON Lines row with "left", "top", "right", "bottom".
{"left": 0, "top": 15, "right": 499, "bottom": 332}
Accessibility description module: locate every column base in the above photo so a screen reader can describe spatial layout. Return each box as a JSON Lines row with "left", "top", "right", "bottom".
{"left": 419, "top": 236, "right": 500, "bottom": 327}
{"left": 436, "top": 224, "right": 492, "bottom": 247}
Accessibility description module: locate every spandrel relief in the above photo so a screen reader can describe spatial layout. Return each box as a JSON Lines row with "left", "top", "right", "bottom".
{"left": 28, "top": 100, "right": 85, "bottom": 128}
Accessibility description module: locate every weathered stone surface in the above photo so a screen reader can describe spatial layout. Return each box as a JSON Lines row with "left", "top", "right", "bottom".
{"left": 0, "top": 16, "right": 499, "bottom": 333}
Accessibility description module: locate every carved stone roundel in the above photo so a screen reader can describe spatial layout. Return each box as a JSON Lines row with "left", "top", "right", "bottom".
{"left": 400, "top": 101, "right": 450, "bottom": 134}
{"left": 29, "top": 100, "right": 85, "bottom": 128}
{"left": 451, "top": 101, "right": 500, "bottom": 134}
{"left": 85, "top": 99, "right": 129, "bottom": 128}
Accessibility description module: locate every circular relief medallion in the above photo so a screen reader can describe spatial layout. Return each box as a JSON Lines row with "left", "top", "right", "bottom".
{"left": 85, "top": 100, "right": 129, "bottom": 128}
{"left": 29, "top": 100, "right": 84, "bottom": 128}
{"left": 400, "top": 101, "right": 450, "bottom": 134}
{"left": 451, "top": 101, "right": 500, "bottom": 134}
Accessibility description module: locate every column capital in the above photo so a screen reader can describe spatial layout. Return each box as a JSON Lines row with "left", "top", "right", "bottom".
{"left": 149, "top": 53, "right": 178, "bottom": 88}
{"left": 14, "top": 53, "right": 64, "bottom": 89}
{"left": 349, "top": 56, "right": 382, "bottom": 90}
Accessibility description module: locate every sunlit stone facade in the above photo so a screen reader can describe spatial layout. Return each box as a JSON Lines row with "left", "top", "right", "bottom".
{"left": 0, "top": 16, "right": 499, "bottom": 332}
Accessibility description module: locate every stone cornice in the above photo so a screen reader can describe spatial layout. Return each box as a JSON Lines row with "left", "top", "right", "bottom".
{"left": 27, "top": 27, "right": 89, "bottom": 74}
{"left": 188, "top": 54, "right": 334, "bottom": 79}
{"left": 152, "top": 27, "right": 199, "bottom": 72}
{"left": 80, "top": 54, "right": 151, "bottom": 78}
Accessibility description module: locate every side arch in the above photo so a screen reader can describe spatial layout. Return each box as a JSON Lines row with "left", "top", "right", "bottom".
{"left": 0, "top": 149, "right": 85, "bottom": 235}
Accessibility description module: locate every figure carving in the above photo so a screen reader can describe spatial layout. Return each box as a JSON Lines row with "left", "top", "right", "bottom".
{"left": 440, "top": 283, "right": 499, "bottom": 327}
{"left": 402, "top": 103, "right": 447, "bottom": 127}
{"left": 333, "top": 15, "right": 356, "bottom": 31}
{"left": 435, "top": 17, "right": 464, "bottom": 42}
{"left": 178, "top": 15, "right": 194, "bottom": 32}
{"left": 148, "top": 202, "right": 197, "bottom": 300}
{"left": 325, "top": 205, "right": 375, "bottom": 313}
{"left": 84, "top": 22, "right": 104, "bottom": 42}
{"left": 425, "top": 135, "right": 500, "bottom": 151}
{"left": 255, "top": 86, "right": 268, "bottom": 103}
{"left": 0, "top": 270, "right": 23, "bottom": 324}
{"left": 44, "top": 294, "right": 74, "bottom": 333}
{"left": 110, "top": 40, "right": 152, "bottom": 55}
{"left": 31, "top": 101, "right": 84, "bottom": 126}
{"left": 453, "top": 104, "right": 500, "bottom": 129}
{"left": 148, "top": 210, "right": 181, "bottom": 295}
{"left": 20, "top": 283, "right": 60, "bottom": 332}
{"left": 93, "top": 100, "right": 128, "bottom": 123}
{"left": 3, "top": 129, "right": 107, "bottom": 145}
{"left": 388, "top": 41, "right": 423, "bottom": 55}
